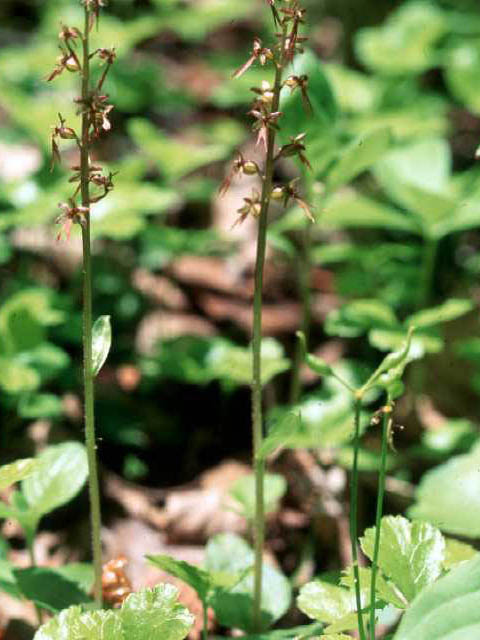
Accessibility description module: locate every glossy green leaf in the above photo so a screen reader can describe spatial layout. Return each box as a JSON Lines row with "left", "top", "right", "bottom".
{"left": 22, "top": 442, "right": 88, "bottom": 518}
{"left": 18, "top": 393, "right": 63, "bottom": 419}
{"left": 0, "top": 558, "right": 22, "bottom": 599}
{"left": 14, "top": 567, "right": 92, "bottom": 612}
{"left": 0, "top": 357, "right": 40, "bottom": 394}
{"left": 394, "top": 556, "right": 480, "bottom": 640}
{"left": 146, "top": 555, "right": 211, "bottom": 602}
{"left": 409, "top": 441, "right": 480, "bottom": 537}
{"left": 360, "top": 516, "right": 445, "bottom": 603}
{"left": 341, "top": 566, "right": 405, "bottom": 610}
{"left": 324, "top": 63, "right": 381, "bottom": 114}
{"left": 297, "top": 580, "right": 358, "bottom": 633}
{"left": 205, "top": 533, "right": 291, "bottom": 632}
{"left": 34, "top": 607, "right": 122, "bottom": 640}
{"left": 229, "top": 472, "right": 287, "bottom": 520}
{"left": 92, "top": 315, "right": 112, "bottom": 377}
{"left": 325, "top": 299, "right": 398, "bottom": 339}
{"left": 327, "top": 127, "right": 391, "bottom": 189}
{"left": 120, "top": 584, "right": 195, "bottom": 640}
{"left": 259, "top": 412, "right": 305, "bottom": 458}
{"left": 445, "top": 42, "right": 480, "bottom": 115}
{"left": 0, "top": 458, "right": 36, "bottom": 491}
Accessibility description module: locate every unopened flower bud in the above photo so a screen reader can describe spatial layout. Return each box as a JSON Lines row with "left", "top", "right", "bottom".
{"left": 65, "top": 56, "right": 80, "bottom": 72}
{"left": 271, "top": 186, "right": 284, "bottom": 200}
{"left": 243, "top": 160, "right": 259, "bottom": 175}
{"left": 59, "top": 127, "right": 77, "bottom": 140}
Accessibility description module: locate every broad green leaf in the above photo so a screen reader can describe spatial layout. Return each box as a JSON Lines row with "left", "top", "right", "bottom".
{"left": 327, "top": 127, "right": 392, "bottom": 189}
{"left": 18, "top": 393, "right": 63, "bottom": 419}
{"left": 394, "top": 556, "right": 480, "bottom": 640}
{"left": 324, "top": 63, "right": 381, "bottom": 114}
{"left": 341, "top": 566, "right": 405, "bottom": 610}
{"left": 205, "top": 338, "right": 290, "bottom": 388}
{"left": 325, "top": 299, "right": 398, "bottom": 339}
{"left": 92, "top": 315, "right": 112, "bottom": 377}
{"left": 443, "top": 538, "right": 478, "bottom": 570}
{"left": 322, "top": 192, "right": 419, "bottom": 234}
{"left": 120, "top": 584, "right": 194, "bottom": 640}
{"left": 259, "top": 412, "right": 305, "bottom": 458}
{"left": 373, "top": 138, "right": 455, "bottom": 235}
{"left": 297, "top": 580, "right": 358, "bottom": 633}
{"left": 0, "top": 558, "right": 22, "bottom": 598}
{"left": 360, "top": 516, "right": 445, "bottom": 603}
{"left": 34, "top": 606, "right": 121, "bottom": 640}
{"left": 368, "top": 327, "right": 443, "bottom": 356}
{"left": 14, "top": 567, "right": 92, "bottom": 612}
{"left": 0, "top": 458, "right": 36, "bottom": 491}
{"left": 229, "top": 473, "right": 287, "bottom": 520}
{"left": 280, "top": 49, "right": 338, "bottom": 139}
{"left": 367, "top": 327, "right": 414, "bottom": 391}
{"left": 0, "top": 357, "right": 40, "bottom": 394}
{"left": 205, "top": 533, "right": 291, "bottom": 632}
{"left": 22, "top": 442, "right": 88, "bottom": 518}
{"left": 215, "top": 622, "right": 324, "bottom": 639}
{"left": 406, "top": 299, "right": 473, "bottom": 329}
{"left": 355, "top": 2, "right": 447, "bottom": 75}
{"left": 146, "top": 555, "right": 211, "bottom": 602}
{"left": 409, "top": 441, "right": 480, "bottom": 537}
{"left": 445, "top": 42, "right": 480, "bottom": 115}
{"left": 54, "top": 563, "right": 94, "bottom": 594}
{"left": 128, "top": 119, "right": 228, "bottom": 183}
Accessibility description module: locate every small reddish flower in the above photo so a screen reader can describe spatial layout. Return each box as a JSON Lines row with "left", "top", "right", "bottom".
{"left": 234, "top": 189, "right": 262, "bottom": 227}
{"left": 284, "top": 74, "right": 312, "bottom": 114}
{"left": 233, "top": 38, "right": 274, "bottom": 79}
{"left": 56, "top": 199, "right": 89, "bottom": 241}
{"left": 249, "top": 106, "right": 282, "bottom": 150}
{"left": 220, "top": 153, "right": 260, "bottom": 196}
{"left": 276, "top": 133, "right": 312, "bottom": 170}
{"left": 271, "top": 178, "right": 314, "bottom": 222}
{"left": 50, "top": 114, "right": 78, "bottom": 171}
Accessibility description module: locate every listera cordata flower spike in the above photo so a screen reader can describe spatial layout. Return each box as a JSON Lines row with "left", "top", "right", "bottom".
{"left": 221, "top": 0, "right": 314, "bottom": 226}
{"left": 47, "top": 6, "right": 116, "bottom": 242}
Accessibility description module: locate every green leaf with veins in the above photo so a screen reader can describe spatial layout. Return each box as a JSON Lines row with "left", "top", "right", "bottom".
{"left": 0, "top": 458, "right": 37, "bottom": 491}
{"left": 229, "top": 473, "right": 287, "bottom": 519}
{"left": 360, "top": 516, "right": 445, "bottom": 604}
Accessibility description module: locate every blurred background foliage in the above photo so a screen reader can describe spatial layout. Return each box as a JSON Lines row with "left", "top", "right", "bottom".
{"left": 2, "top": 0, "right": 480, "bottom": 548}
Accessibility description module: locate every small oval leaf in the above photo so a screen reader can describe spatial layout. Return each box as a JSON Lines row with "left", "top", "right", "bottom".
{"left": 92, "top": 315, "right": 112, "bottom": 377}
{"left": 0, "top": 458, "right": 37, "bottom": 492}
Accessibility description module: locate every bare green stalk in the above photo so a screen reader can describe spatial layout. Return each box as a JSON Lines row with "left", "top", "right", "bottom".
{"left": 251, "top": 22, "right": 288, "bottom": 633}
{"left": 369, "top": 400, "right": 392, "bottom": 639}
{"left": 80, "top": 5, "right": 103, "bottom": 608}
{"left": 351, "top": 396, "right": 367, "bottom": 640}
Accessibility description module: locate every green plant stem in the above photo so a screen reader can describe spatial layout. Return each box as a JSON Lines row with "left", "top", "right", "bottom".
{"left": 81, "top": 6, "right": 103, "bottom": 609}
{"left": 368, "top": 402, "right": 391, "bottom": 639}
{"left": 418, "top": 237, "right": 438, "bottom": 309}
{"left": 27, "top": 538, "right": 43, "bottom": 626}
{"left": 350, "top": 396, "right": 367, "bottom": 640}
{"left": 251, "top": 26, "right": 287, "bottom": 633}
{"left": 289, "top": 225, "right": 312, "bottom": 404}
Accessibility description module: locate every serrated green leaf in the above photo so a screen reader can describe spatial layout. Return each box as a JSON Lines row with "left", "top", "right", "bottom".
{"left": 0, "top": 458, "right": 37, "bottom": 491}
{"left": 22, "top": 442, "right": 88, "bottom": 518}
{"left": 360, "top": 516, "right": 445, "bottom": 603}
{"left": 92, "top": 316, "right": 112, "bottom": 377}
{"left": 120, "top": 584, "right": 194, "bottom": 640}
{"left": 297, "top": 580, "right": 358, "bottom": 632}
{"left": 443, "top": 538, "right": 478, "bottom": 571}
{"left": 394, "top": 556, "right": 480, "bottom": 639}
{"left": 34, "top": 606, "right": 121, "bottom": 640}
{"left": 325, "top": 299, "right": 398, "bottom": 339}
{"left": 409, "top": 441, "right": 480, "bottom": 537}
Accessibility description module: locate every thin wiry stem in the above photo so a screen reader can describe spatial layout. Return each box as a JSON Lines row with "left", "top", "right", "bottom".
{"left": 369, "top": 401, "right": 392, "bottom": 639}
{"left": 80, "top": 5, "right": 103, "bottom": 608}
{"left": 351, "top": 397, "right": 367, "bottom": 640}
{"left": 251, "top": 23, "right": 288, "bottom": 633}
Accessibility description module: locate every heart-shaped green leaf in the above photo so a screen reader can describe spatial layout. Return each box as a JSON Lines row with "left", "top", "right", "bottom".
{"left": 92, "top": 315, "right": 112, "bottom": 377}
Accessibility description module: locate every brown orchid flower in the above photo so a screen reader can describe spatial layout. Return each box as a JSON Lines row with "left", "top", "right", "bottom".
{"left": 276, "top": 133, "right": 312, "bottom": 170}
{"left": 284, "top": 74, "right": 313, "bottom": 114}
{"left": 219, "top": 153, "right": 260, "bottom": 196}
{"left": 271, "top": 178, "right": 314, "bottom": 222}
{"left": 234, "top": 189, "right": 262, "bottom": 227}
{"left": 249, "top": 106, "right": 282, "bottom": 150}
{"left": 56, "top": 199, "right": 89, "bottom": 241}
{"left": 233, "top": 38, "right": 274, "bottom": 79}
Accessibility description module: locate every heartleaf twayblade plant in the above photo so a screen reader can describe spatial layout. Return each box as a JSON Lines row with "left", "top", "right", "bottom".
{"left": 47, "top": 0, "right": 116, "bottom": 607}
{"left": 222, "top": 0, "right": 314, "bottom": 629}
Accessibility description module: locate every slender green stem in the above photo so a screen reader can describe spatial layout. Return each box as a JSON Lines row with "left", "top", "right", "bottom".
{"left": 350, "top": 397, "right": 367, "bottom": 640}
{"left": 81, "top": 6, "right": 103, "bottom": 609}
{"left": 369, "top": 402, "right": 391, "bottom": 639}
{"left": 251, "top": 25, "right": 287, "bottom": 632}
{"left": 418, "top": 237, "right": 438, "bottom": 309}
{"left": 27, "top": 537, "right": 43, "bottom": 626}
{"left": 289, "top": 225, "right": 312, "bottom": 404}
